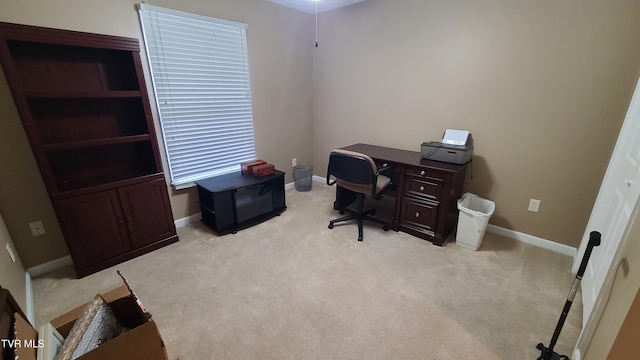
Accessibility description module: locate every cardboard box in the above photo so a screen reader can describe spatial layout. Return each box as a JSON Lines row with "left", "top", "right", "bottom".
{"left": 241, "top": 159, "right": 266, "bottom": 174}
{"left": 12, "top": 312, "right": 39, "bottom": 360}
{"left": 2, "top": 285, "right": 37, "bottom": 360}
{"left": 3, "top": 286, "right": 166, "bottom": 360}
{"left": 252, "top": 163, "right": 275, "bottom": 177}
{"left": 2, "top": 286, "right": 31, "bottom": 360}
{"left": 50, "top": 286, "right": 167, "bottom": 360}
{"left": 52, "top": 286, "right": 166, "bottom": 360}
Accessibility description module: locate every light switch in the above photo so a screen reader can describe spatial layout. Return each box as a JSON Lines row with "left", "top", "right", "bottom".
{"left": 6, "top": 243, "right": 16, "bottom": 263}
{"left": 528, "top": 199, "right": 541, "bottom": 213}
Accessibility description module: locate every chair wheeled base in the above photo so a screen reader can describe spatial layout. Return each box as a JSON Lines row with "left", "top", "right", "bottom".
{"left": 328, "top": 193, "right": 390, "bottom": 241}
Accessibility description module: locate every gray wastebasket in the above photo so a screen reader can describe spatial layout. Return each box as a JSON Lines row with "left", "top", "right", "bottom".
{"left": 293, "top": 165, "right": 313, "bottom": 192}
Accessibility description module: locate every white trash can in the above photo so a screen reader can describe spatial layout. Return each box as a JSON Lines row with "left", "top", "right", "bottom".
{"left": 456, "top": 193, "right": 495, "bottom": 250}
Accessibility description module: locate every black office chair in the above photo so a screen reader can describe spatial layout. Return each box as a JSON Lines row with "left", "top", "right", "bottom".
{"left": 326, "top": 149, "right": 392, "bottom": 241}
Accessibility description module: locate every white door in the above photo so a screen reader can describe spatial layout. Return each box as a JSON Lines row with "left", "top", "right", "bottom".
{"left": 574, "top": 76, "right": 640, "bottom": 325}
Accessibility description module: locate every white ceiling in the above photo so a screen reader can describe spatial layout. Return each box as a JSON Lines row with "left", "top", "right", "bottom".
{"left": 265, "top": 0, "right": 367, "bottom": 14}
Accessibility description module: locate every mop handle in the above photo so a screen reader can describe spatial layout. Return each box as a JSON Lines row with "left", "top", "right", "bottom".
{"left": 545, "top": 231, "right": 601, "bottom": 358}
{"left": 577, "top": 231, "right": 602, "bottom": 277}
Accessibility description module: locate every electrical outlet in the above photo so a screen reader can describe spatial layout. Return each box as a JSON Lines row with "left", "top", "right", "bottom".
{"left": 528, "top": 199, "right": 541, "bottom": 213}
{"left": 29, "top": 220, "right": 46, "bottom": 236}
{"left": 6, "top": 243, "right": 16, "bottom": 263}
{"left": 292, "top": 158, "right": 297, "bottom": 167}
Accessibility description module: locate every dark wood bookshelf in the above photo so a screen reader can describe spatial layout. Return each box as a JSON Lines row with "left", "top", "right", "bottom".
{"left": 25, "top": 91, "right": 142, "bottom": 98}
{"left": 0, "top": 21, "right": 178, "bottom": 277}
{"left": 43, "top": 135, "right": 151, "bottom": 151}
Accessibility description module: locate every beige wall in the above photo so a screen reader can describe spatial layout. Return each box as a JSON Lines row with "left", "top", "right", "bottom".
{"left": 2, "top": 0, "right": 640, "bottom": 267}
{"left": 0, "top": 64, "right": 69, "bottom": 268}
{"left": 606, "top": 288, "right": 640, "bottom": 359}
{"left": 313, "top": 0, "right": 640, "bottom": 247}
{"left": 0, "top": 0, "right": 314, "bottom": 267}
{"left": 0, "top": 212, "right": 27, "bottom": 313}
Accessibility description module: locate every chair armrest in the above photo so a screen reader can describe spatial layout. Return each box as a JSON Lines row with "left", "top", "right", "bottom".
{"left": 371, "top": 165, "right": 392, "bottom": 196}
{"left": 375, "top": 165, "right": 391, "bottom": 176}
{"left": 326, "top": 171, "right": 337, "bottom": 186}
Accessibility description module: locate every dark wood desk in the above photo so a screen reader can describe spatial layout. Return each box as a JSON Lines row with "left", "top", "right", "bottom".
{"left": 335, "top": 143, "right": 468, "bottom": 246}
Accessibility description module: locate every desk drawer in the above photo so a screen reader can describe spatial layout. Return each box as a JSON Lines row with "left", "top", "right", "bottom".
{"left": 374, "top": 160, "right": 395, "bottom": 179}
{"left": 404, "top": 176, "right": 441, "bottom": 200}
{"left": 400, "top": 196, "right": 438, "bottom": 231}
{"left": 375, "top": 160, "right": 392, "bottom": 169}
{"left": 405, "top": 165, "right": 444, "bottom": 179}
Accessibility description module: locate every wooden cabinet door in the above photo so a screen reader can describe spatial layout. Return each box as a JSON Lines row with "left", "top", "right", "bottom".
{"left": 118, "top": 178, "right": 176, "bottom": 249}
{"left": 54, "top": 191, "right": 131, "bottom": 269}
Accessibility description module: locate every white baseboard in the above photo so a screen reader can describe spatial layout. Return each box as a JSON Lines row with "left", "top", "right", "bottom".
{"left": 27, "top": 208, "right": 575, "bottom": 287}
{"left": 174, "top": 213, "right": 201, "bottom": 228}
{"left": 178, "top": 177, "right": 326, "bottom": 226}
{"left": 173, "top": 182, "right": 576, "bottom": 261}
{"left": 572, "top": 348, "right": 581, "bottom": 360}
{"left": 177, "top": 177, "right": 327, "bottom": 226}
{"left": 292, "top": 178, "right": 577, "bottom": 258}
{"left": 285, "top": 181, "right": 295, "bottom": 190}
{"left": 285, "top": 175, "right": 326, "bottom": 191}
{"left": 24, "top": 271, "right": 34, "bottom": 324}
{"left": 486, "top": 224, "right": 577, "bottom": 258}
{"left": 27, "top": 255, "right": 73, "bottom": 277}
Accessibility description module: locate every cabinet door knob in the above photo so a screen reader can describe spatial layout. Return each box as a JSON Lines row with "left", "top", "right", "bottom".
{"left": 383, "top": 163, "right": 388, "bottom": 168}
{"left": 415, "top": 212, "right": 420, "bottom": 218}
{"left": 420, "top": 186, "right": 425, "bottom": 191}
{"left": 420, "top": 170, "right": 426, "bottom": 176}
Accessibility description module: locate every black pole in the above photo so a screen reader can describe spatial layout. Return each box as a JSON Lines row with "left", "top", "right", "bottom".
{"left": 536, "top": 231, "right": 601, "bottom": 360}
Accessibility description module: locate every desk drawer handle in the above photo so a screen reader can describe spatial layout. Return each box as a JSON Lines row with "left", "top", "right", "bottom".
{"left": 420, "top": 170, "right": 426, "bottom": 176}
{"left": 383, "top": 163, "right": 388, "bottom": 168}
{"left": 420, "top": 186, "right": 425, "bottom": 191}
{"left": 415, "top": 212, "right": 420, "bottom": 218}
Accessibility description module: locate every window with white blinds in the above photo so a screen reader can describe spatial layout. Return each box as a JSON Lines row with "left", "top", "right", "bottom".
{"left": 138, "top": 4, "right": 256, "bottom": 186}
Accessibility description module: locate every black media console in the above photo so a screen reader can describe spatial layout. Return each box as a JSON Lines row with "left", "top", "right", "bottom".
{"left": 195, "top": 170, "right": 286, "bottom": 234}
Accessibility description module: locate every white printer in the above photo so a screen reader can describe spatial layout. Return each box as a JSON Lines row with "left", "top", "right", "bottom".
{"left": 421, "top": 129, "right": 473, "bottom": 164}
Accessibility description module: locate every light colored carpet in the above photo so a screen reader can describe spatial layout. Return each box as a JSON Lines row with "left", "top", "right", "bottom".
{"left": 32, "top": 183, "right": 581, "bottom": 359}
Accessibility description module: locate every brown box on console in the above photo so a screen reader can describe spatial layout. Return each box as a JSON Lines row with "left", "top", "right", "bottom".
{"left": 241, "top": 160, "right": 266, "bottom": 174}
{"left": 253, "top": 163, "right": 275, "bottom": 177}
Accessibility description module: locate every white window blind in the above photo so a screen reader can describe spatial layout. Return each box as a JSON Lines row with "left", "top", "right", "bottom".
{"left": 138, "top": 4, "right": 256, "bottom": 186}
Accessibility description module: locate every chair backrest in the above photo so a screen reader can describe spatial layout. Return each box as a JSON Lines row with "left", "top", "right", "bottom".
{"left": 327, "top": 149, "right": 377, "bottom": 185}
